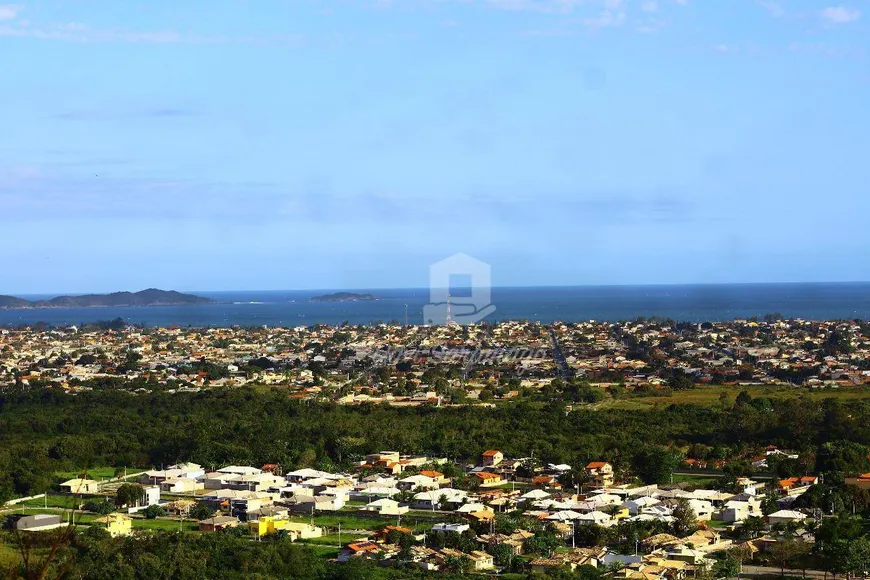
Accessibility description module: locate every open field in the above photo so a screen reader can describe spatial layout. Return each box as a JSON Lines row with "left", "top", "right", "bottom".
{"left": 300, "top": 533, "right": 367, "bottom": 547}
{"left": 591, "top": 384, "right": 870, "bottom": 411}
{"left": 669, "top": 473, "right": 720, "bottom": 487}
{"left": 16, "top": 495, "right": 88, "bottom": 510}
{"left": 286, "top": 513, "right": 396, "bottom": 531}
{"left": 54, "top": 467, "right": 146, "bottom": 482}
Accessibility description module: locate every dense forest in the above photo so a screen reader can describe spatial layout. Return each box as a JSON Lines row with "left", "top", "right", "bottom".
{"left": 2, "top": 386, "right": 870, "bottom": 501}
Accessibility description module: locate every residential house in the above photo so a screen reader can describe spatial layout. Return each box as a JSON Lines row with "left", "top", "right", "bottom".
{"left": 412, "top": 488, "right": 467, "bottom": 511}
{"left": 199, "top": 516, "right": 240, "bottom": 532}
{"left": 626, "top": 496, "right": 661, "bottom": 515}
{"left": 466, "top": 551, "right": 495, "bottom": 571}
{"left": 585, "top": 462, "right": 614, "bottom": 487}
{"left": 430, "top": 522, "right": 470, "bottom": 534}
{"left": 481, "top": 450, "right": 504, "bottom": 467}
{"left": 160, "top": 477, "right": 204, "bottom": 494}
{"left": 93, "top": 513, "right": 132, "bottom": 537}
{"left": 767, "top": 510, "right": 807, "bottom": 525}
{"left": 529, "top": 548, "right": 605, "bottom": 574}
{"left": 246, "top": 505, "right": 290, "bottom": 521}
{"left": 717, "top": 499, "right": 762, "bottom": 523}
{"left": 364, "top": 452, "right": 403, "bottom": 474}
{"left": 361, "top": 498, "right": 409, "bottom": 516}
{"left": 419, "top": 470, "right": 449, "bottom": 485}
{"left": 281, "top": 522, "right": 322, "bottom": 541}
{"left": 338, "top": 541, "right": 383, "bottom": 563}
{"left": 59, "top": 478, "right": 101, "bottom": 494}
{"left": 472, "top": 472, "right": 503, "bottom": 488}
{"left": 532, "top": 475, "right": 561, "bottom": 489}
{"left": 398, "top": 474, "right": 441, "bottom": 491}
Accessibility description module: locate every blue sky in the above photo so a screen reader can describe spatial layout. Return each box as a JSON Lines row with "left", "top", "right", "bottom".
{"left": 1, "top": 0, "right": 868, "bottom": 293}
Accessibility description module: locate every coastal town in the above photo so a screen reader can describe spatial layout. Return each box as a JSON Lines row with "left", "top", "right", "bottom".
{"left": 4, "top": 317, "right": 870, "bottom": 576}
{"left": 4, "top": 446, "right": 854, "bottom": 577}
{"left": 2, "top": 316, "right": 869, "bottom": 400}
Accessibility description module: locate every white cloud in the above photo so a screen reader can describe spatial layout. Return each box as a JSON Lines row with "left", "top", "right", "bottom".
{"left": 0, "top": 4, "right": 21, "bottom": 21}
{"left": 641, "top": 0, "right": 659, "bottom": 13}
{"left": 820, "top": 6, "right": 861, "bottom": 24}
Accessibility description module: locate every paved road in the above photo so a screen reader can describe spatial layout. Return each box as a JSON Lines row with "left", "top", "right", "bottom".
{"left": 548, "top": 327, "right": 575, "bottom": 381}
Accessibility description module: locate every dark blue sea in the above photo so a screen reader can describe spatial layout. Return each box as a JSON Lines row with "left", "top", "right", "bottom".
{"left": 3, "top": 283, "right": 870, "bottom": 328}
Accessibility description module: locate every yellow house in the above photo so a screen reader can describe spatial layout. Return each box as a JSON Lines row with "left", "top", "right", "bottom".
{"left": 94, "top": 513, "right": 132, "bottom": 537}
{"left": 249, "top": 516, "right": 289, "bottom": 537}
{"left": 609, "top": 506, "right": 630, "bottom": 520}
{"left": 249, "top": 517, "right": 323, "bottom": 540}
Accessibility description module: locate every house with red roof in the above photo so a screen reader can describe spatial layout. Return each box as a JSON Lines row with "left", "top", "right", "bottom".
{"left": 584, "top": 461, "right": 614, "bottom": 487}
{"left": 481, "top": 450, "right": 504, "bottom": 467}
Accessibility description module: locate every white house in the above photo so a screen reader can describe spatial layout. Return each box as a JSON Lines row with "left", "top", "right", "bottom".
{"left": 59, "top": 479, "right": 101, "bottom": 494}
{"left": 412, "top": 488, "right": 467, "bottom": 510}
{"left": 688, "top": 499, "right": 715, "bottom": 521}
{"left": 398, "top": 474, "right": 440, "bottom": 491}
{"left": 626, "top": 497, "right": 661, "bottom": 515}
{"left": 718, "top": 499, "right": 762, "bottom": 523}
{"left": 768, "top": 510, "right": 807, "bottom": 525}
{"left": 361, "top": 498, "right": 409, "bottom": 516}
{"left": 431, "top": 522, "right": 470, "bottom": 534}
{"left": 160, "top": 477, "right": 205, "bottom": 494}
{"left": 576, "top": 511, "right": 613, "bottom": 526}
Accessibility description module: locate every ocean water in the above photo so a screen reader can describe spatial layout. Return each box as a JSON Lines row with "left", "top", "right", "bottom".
{"left": 3, "top": 283, "right": 870, "bottom": 328}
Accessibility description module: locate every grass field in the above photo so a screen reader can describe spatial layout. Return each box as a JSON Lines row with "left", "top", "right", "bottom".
{"left": 17, "top": 495, "right": 83, "bottom": 510}
{"left": 287, "top": 513, "right": 394, "bottom": 531}
{"left": 670, "top": 474, "right": 719, "bottom": 487}
{"left": 128, "top": 517, "right": 201, "bottom": 533}
{"left": 54, "top": 467, "right": 146, "bottom": 482}
{"left": 54, "top": 467, "right": 118, "bottom": 481}
{"left": 301, "top": 533, "right": 367, "bottom": 547}
{"left": 592, "top": 384, "right": 870, "bottom": 411}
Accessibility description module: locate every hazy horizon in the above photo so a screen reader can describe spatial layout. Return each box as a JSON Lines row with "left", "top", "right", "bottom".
{"left": 10, "top": 279, "right": 870, "bottom": 299}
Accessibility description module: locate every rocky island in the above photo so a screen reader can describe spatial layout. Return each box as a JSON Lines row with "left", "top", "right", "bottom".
{"left": 309, "top": 292, "right": 378, "bottom": 303}
{"left": 0, "top": 289, "right": 214, "bottom": 309}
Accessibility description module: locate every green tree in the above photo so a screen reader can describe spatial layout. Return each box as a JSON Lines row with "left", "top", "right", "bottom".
{"left": 142, "top": 504, "right": 166, "bottom": 519}
{"left": 671, "top": 498, "right": 697, "bottom": 537}
{"left": 189, "top": 502, "right": 216, "bottom": 521}
{"left": 634, "top": 446, "right": 681, "bottom": 484}
{"left": 114, "top": 483, "right": 146, "bottom": 508}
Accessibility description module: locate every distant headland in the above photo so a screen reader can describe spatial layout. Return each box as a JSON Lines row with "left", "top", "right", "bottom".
{"left": 309, "top": 292, "right": 378, "bottom": 303}
{"left": 0, "top": 289, "right": 214, "bottom": 310}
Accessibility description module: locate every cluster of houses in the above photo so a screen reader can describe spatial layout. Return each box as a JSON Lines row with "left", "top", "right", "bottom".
{"left": 7, "top": 316, "right": 869, "bottom": 400}
{"left": 553, "top": 317, "right": 870, "bottom": 389}
{"left": 14, "top": 446, "right": 838, "bottom": 577}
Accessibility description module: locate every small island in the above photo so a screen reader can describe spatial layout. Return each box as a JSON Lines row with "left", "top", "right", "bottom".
{"left": 0, "top": 289, "right": 214, "bottom": 310}
{"left": 310, "top": 292, "right": 378, "bottom": 303}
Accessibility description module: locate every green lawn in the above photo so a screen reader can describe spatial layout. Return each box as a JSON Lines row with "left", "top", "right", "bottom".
{"left": 17, "top": 495, "right": 82, "bottom": 510}
{"left": 596, "top": 384, "right": 870, "bottom": 411}
{"left": 128, "top": 517, "right": 201, "bottom": 533}
{"left": 300, "top": 533, "right": 367, "bottom": 547}
{"left": 55, "top": 467, "right": 119, "bottom": 481}
{"left": 670, "top": 474, "right": 719, "bottom": 487}
{"left": 287, "top": 513, "right": 394, "bottom": 531}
